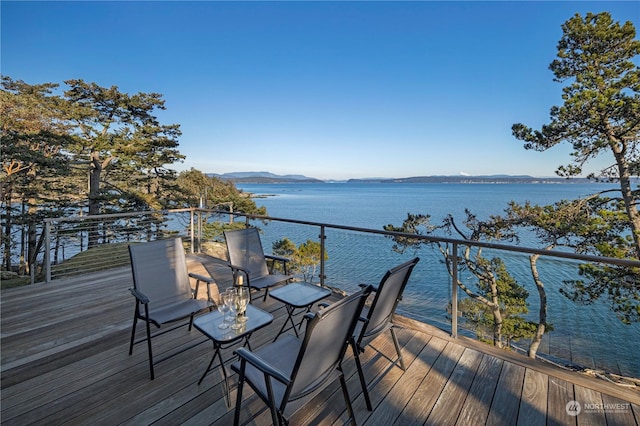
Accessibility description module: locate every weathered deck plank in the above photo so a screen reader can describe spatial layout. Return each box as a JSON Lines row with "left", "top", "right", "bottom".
{"left": 455, "top": 354, "right": 504, "bottom": 425}
{"left": 427, "top": 347, "right": 484, "bottom": 425}
{"left": 518, "top": 368, "right": 549, "bottom": 426}
{"left": 1, "top": 266, "right": 639, "bottom": 426}
{"left": 363, "top": 334, "right": 441, "bottom": 426}
{"left": 486, "top": 361, "right": 526, "bottom": 425}
{"left": 575, "top": 385, "right": 606, "bottom": 426}
{"left": 393, "top": 341, "right": 466, "bottom": 426}
{"left": 547, "top": 377, "right": 578, "bottom": 426}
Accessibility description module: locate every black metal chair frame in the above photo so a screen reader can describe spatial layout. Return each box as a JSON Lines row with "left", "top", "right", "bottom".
{"left": 232, "top": 286, "right": 373, "bottom": 426}
{"left": 128, "top": 238, "right": 215, "bottom": 380}
{"left": 351, "top": 257, "right": 420, "bottom": 410}
{"left": 224, "top": 228, "right": 292, "bottom": 301}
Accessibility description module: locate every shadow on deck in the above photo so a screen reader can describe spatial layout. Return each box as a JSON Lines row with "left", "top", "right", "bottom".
{"left": 1, "top": 255, "right": 639, "bottom": 425}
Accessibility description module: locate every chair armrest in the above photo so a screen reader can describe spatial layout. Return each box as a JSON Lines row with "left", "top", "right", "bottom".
{"left": 265, "top": 255, "right": 290, "bottom": 274}
{"left": 228, "top": 263, "right": 250, "bottom": 275}
{"left": 129, "top": 288, "right": 149, "bottom": 304}
{"left": 189, "top": 272, "right": 216, "bottom": 303}
{"left": 358, "top": 283, "right": 378, "bottom": 292}
{"left": 189, "top": 272, "right": 215, "bottom": 284}
{"left": 234, "top": 347, "right": 290, "bottom": 385}
{"left": 228, "top": 263, "right": 250, "bottom": 286}
{"left": 265, "top": 254, "right": 290, "bottom": 264}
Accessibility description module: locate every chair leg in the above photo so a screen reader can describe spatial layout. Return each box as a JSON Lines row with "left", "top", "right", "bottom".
{"left": 129, "top": 310, "right": 138, "bottom": 355}
{"left": 264, "top": 375, "right": 281, "bottom": 426}
{"left": 339, "top": 371, "right": 356, "bottom": 426}
{"left": 352, "top": 341, "right": 372, "bottom": 411}
{"left": 143, "top": 305, "right": 155, "bottom": 380}
{"left": 233, "top": 365, "right": 245, "bottom": 426}
{"left": 390, "top": 327, "right": 405, "bottom": 371}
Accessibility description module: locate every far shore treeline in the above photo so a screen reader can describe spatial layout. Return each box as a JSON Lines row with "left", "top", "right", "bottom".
{"left": 214, "top": 171, "right": 639, "bottom": 185}
{"left": 1, "top": 10, "right": 639, "bottom": 344}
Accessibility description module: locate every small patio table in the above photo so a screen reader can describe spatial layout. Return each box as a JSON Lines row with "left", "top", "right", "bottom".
{"left": 269, "top": 282, "right": 332, "bottom": 341}
{"left": 193, "top": 304, "right": 273, "bottom": 406}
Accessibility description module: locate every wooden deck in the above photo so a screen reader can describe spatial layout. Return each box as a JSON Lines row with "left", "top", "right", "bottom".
{"left": 2, "top": 254, "right": 639, "bottom": 426}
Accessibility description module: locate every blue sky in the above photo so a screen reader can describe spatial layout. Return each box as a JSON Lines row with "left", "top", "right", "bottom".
{"left": 2, "top": 1, "right": 638, "bottom": 180}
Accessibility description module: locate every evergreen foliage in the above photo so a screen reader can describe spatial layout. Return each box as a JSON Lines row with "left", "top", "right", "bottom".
{"left": 1, "top": 77, "right": 265, "bottom": 277}
{"left": 272, "top": 237, "right": 327, "bottom": 283}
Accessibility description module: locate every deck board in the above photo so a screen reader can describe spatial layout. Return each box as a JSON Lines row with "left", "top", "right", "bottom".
{"left": 547, "top": 377, "right": 578, "bottom": 426}
{"left": 518, "top": 368, "right": 549, "bottom": 426}
{"left": 364, "top": 334, "right": 438, "bottom": 426}
{"left": 1, "top": 265, "right": 639, "bottom": 426}
{"left": 393, "top": 341, "right": 466, "bottom": 426}
{"left": 455, "top": 354, "right": 504, "bottom": 425}
{"left": 427, "top": 347, "right": 484, "bottom": 425}
{"left": 575, "top": 385, "right": 606, "bottom": 426}
{"left": 602, "top": 394, "right": 638, "bottom": 426}
{"left": 486, "top": 361, "right": 526, "bottom": 425}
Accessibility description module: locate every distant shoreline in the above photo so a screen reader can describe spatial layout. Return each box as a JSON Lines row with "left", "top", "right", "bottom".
{"left": 231, "top": 177, "right": 628, "bottom": 185}
{"left": 212, "top": 171, "right": 637, "bottom": 185}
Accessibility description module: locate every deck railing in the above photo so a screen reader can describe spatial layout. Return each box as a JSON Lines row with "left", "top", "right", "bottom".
{"left": 42, "top": 208, "right": 640, "bottom": 378}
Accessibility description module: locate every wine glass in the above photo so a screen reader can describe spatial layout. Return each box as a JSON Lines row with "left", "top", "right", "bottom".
{"left": 224, "top": 289, "right": 237, "bottom": 328}
{"left": 217, "top": 291, "right": 230, "bottom": 329}
{"left": 230, "top": 287, "right": 249, "bottom": 330}
{"left": 236, "top": 287, "right": 250, "bottom": 322}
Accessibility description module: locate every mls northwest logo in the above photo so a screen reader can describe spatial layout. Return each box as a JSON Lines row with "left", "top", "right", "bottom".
{"left": 566, "top": 400, "right": 581, "bottom": 416}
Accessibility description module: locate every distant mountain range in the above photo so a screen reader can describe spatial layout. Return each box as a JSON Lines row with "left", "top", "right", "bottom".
{"left": 209, "top": 171, "right": 611, "bottom": 184}
{"left": 208, "top": 171, "right": 323, "bottom": 183}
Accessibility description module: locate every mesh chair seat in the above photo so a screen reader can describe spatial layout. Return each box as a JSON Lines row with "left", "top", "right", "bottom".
{"left": 144, "top": 299, "right": 211, "bottom": 326}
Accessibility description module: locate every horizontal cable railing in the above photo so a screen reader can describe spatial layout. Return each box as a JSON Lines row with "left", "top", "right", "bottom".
{"left": 43, "top": 208, "right": 640, "bottom": 378}
{"left": 44, "top": 209, "right": 195, "bottom": 281}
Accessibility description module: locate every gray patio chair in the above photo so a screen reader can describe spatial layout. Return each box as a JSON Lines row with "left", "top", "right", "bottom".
{"left": 351, "top": 257, "right": 420, "bottom": 410}
{"left": 224, "top": 228, "right": 292, "bottom": 301}
{"left": 231, "top": 286, "right": 372, "bottom": 426}
{"left": 128, "top": 237, "right": 215, "bottom": 380}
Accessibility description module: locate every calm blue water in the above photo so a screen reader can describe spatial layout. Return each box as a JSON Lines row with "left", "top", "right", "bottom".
{"left": 235, "top": 182, "right": 639, "bottom": 377}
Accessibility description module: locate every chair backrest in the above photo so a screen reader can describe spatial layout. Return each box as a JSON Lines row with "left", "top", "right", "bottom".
{"left": 224, "top": 228, "right": 270, "bottom": 278}
{"left": 129, "top": 238, "right": 193, "bottom": 311}
{"left": 288, "top": 286, "right": 372, "bottom": 400}
{"left": 358, "top": 257, "right": 420, "bottom": 344}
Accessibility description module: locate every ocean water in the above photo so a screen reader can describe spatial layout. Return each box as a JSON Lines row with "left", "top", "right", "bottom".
{"left": 235, "top": 182, "right": 639, "bottom": 377}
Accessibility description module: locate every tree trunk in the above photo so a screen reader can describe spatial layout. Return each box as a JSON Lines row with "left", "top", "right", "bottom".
{"left": 489, "top": 277, "right": 504, "bottom": 348}
{"left": 87, "top": 152, "right": 102, "bottom": 248}
{"left": 452, "top": 244, "right": 506, "bottom": 348}
{"left": 2, "top": 186, "right": 13, "bottom": 271}
{"left": 492, "top": 306, "right": 504, "bottom": 349}
{"left": 528, "top": 253, "right": 547, "bottom": 358}
{"left": 617, "top": 166, "right": 640, "bottom": 258}
{"left": 27, "top": 204, "right": 37, "bottom": 277}
{"left": 610, "top": 136, "right": 640, "bottom": 258}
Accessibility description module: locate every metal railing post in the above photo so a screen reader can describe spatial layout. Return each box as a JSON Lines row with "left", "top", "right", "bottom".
{"left": 197, "top": 209, "right": 202, "bottom": 253}
{"left": 319, "top": 225, "right": 326, "bottom": 287}
{"left": 45, "top": 219, "right": 51, "bottom": 283}
{"left": 451, "top": 243, "right": 458, "bottom": 338}
{"left": 190, "top": 209, "right": 195, "bottom": 253}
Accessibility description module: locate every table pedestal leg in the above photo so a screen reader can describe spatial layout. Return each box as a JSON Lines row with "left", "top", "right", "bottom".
{"left": 273, "top": 305, "right": 298, "bottom": 341}
{"left": 198, "top": 343, "right": 232, "bottom": 407}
